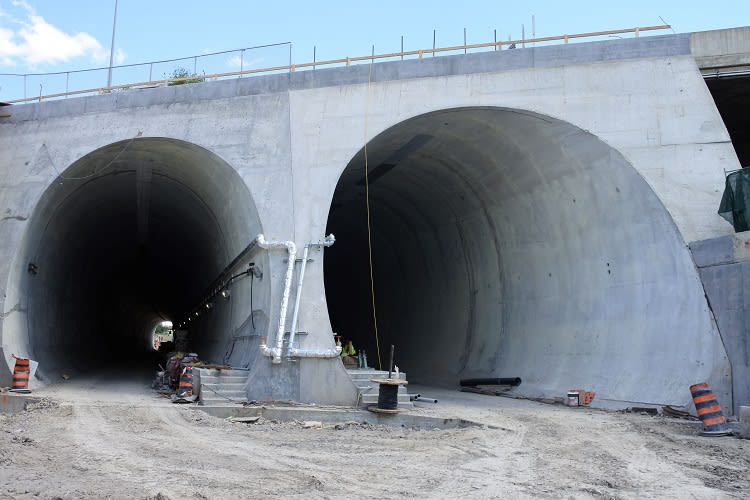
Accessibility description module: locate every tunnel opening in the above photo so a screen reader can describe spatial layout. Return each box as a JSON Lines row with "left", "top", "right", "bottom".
{"left": 705, "top": 75, "right": 750, "bottom": 167}
{"left": 9, "top": 138, "right": 263, "bottom": 383}
{"left": 152, "top": 321, "right": 173, "bottom": 351}
{"left": 325, "top": 107, "right": 712, "bottom": 400}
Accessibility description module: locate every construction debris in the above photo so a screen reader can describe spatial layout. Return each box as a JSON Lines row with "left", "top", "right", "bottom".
{"left": 411, "top": 395, "right": 439, "bottom": 403}
{"left": 151, "top": 351, "right": 205, "bottom": 403}
{"left": 226, "top": 416, "right": 260, "bottom": 424}
{"left": 566, "top": 389, "right": 596, "bottom": 407}
{"left": 629, "top": 407, "right": 659, "bottom": 415}
{"left": 662, "top": 405, "right": 696, "bottom": 419}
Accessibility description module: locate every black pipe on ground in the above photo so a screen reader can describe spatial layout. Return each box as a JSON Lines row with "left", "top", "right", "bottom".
{"left": 460, "top": 377, "right": 522, "bottom": 387}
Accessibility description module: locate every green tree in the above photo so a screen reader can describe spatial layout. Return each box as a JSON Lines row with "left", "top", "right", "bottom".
{"left": 154, "top": 323, "right": 171, "bottom": 336}
{"left": 166, "top": 67, "right": 205, "bottom": 86}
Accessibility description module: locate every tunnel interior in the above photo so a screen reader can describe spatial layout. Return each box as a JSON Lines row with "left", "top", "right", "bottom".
{"left": 706, "top": 75, "right": 750, "bottom": 167}
{"left": 14, "top": 138, "right": 262, "bottom": 378}
{"left": 325, "top": 107, "right": 707, "bottom": 395}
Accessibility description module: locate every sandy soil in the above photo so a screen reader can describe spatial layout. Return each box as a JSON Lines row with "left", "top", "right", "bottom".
{"left": 1, "top": 373, "right": 748, "bottom": 499}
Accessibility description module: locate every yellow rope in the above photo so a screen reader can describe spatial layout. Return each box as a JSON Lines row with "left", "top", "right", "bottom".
{"left": 363, "top": 48, "right": 382, "bottom": 371}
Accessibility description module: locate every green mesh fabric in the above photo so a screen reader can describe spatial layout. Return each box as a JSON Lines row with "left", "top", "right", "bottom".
{"left": 719, "top": 169, "right": 750, "bottom": 232}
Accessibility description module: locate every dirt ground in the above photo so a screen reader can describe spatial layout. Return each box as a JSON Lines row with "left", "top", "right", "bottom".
{"left": 1, "top": 371, "right": 748, "bottom": 499}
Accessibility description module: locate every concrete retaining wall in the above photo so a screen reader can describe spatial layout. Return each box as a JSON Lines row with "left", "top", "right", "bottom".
{"left": 691, "top": 233, "right": 750, "bottom": 414}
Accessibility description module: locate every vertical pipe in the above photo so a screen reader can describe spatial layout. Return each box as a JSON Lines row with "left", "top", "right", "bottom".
{"left": 522, "top": 24, "right": 525, "bottom": 48}
{"left": 287, "top": 234, "right": 335, "bottom": 358}
{"left": 371, "top": 45, "right": 374, "bottom": 64}
{"left": 401, "top": 36, "right": 404, "bottom": 60}
{"left": 433, "top": 29, "right": 436, "bottom": 57}
{"left": 107, "top": 0, "right": 119, "bottom": 88}
{"left": 288, "top": 244, "right": 310, "bottom": 355}
{"left": 289, "top": 43, "right": 292, "bottom": 73}
{"left": 494, "top": 29, "right": 497, "bottom": 50}
{"left": 464, "top": 28, "right": 467, "bottom": 54}
{"left": 256, "top": 235, "right": 297, "bottom": 363}
{"left": 532, "top": 15, "right": 536, "bottom": 46}
{"left": 149, "top": 63, "right": 153, "bottom": 82}
{"left": 313, "top": 46, "right": 316, "bottom": 70}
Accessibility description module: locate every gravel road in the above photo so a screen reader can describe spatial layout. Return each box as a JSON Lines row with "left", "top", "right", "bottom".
{"left": 1, "top": 373, "right": 748, "bottom": 499}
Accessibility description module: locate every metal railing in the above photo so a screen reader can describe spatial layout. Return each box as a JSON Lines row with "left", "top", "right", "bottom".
{"left": 1, "top": 25, "right": 670, "bottom": 105}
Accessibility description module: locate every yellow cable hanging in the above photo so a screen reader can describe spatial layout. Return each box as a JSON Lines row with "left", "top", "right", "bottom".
{"left": 363, "top": 46, "right": 382, "bottom": 371}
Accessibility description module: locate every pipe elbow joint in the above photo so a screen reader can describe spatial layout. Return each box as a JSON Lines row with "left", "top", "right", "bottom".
{"left": 260, "top": 345, "right": 283, "bottom": 364}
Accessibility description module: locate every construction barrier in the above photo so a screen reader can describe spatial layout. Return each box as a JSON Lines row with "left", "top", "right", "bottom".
{"left": 171, "top": 366, "right": 197, "bottom": 403}
{"left": 689, "top": 383, "right": 731, "bottom": 436}
{"left": 10, "top": 357, "right": 31, "bottom": 394}
{"left": 178, "top": 366, "right": 194, "bottom": 397}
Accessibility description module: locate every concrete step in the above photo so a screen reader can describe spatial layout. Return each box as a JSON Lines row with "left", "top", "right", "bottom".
{"left": 347, "top": 368, "right": 412, "bottom": 408}
{"left": 361, "top": 393, "right": 413, "bottom": 404}
{"left": 357, "top": 384, "right": 408, "bottom": 394}
{"left": 194, "top": 368, "right": 250, "bottom": 404}
{"left": 201, "top": 396, "right": 247, "bottom": 404}
{"left": 198, "top": 375, "right": 248, "bottom": 384}
{"left": 200, "top": 388, "right": 247, "bottom": 399}
{"left": 195, "top": 368, "right": 250, "bottom": 377}
{"left": 201, "top": 382, "right": 246, "bottom": 391}
{"left": 347, "top": 369, "right": 407, "bottom": 381}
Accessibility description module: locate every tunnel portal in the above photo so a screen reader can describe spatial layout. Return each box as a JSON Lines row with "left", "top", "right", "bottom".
{"left": 11, "top": 138, "right": 262, "bottom": 379}
{"left": 325, "top": 107, "right": 713, "bottom": 398}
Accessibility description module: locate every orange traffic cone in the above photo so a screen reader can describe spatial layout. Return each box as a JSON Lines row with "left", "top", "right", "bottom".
{"left": 690, "top": 383, "right": 731, "bottom": 436}
{"left": 10, "top": 356, "right": 31, "bottom": 394}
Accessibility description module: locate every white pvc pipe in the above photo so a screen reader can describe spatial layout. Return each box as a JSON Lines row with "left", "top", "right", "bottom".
{"left": 288, "top": 347, "right": 342, "bottom": 358}
{"left": 287, "top": 234, "right": 335, "bottom": 356}
{"left": 256, "top": 234, "right": 296, "bottom": 364}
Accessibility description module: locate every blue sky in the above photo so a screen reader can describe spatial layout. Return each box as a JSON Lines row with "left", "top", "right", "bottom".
{"left": 0, "top": 0, "right": 747, "bottom": 100}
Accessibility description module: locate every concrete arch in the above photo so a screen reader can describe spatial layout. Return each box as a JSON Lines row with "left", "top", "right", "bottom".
{"left": 3, "top": 137, "right": 266, "bottom": 382}
{"left": 324, "top": 106, "right": 730, "bottom": 408}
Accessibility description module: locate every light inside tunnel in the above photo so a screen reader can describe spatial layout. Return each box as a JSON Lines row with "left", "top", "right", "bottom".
{"left": 14, "top": 138, "right": 263, "bottom": 379}
{"left": 325, "top": 107, "right": 707, "bottom": 396}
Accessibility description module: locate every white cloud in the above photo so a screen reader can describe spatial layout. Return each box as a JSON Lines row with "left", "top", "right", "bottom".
{"left": 227, "top": 55, "right": 263, "bottom": 69}
{"left": 0, "top": 1, "right": 110, "bottom": 68}
{"left": 114, "top": 47, "right": 126, "bottom": 65}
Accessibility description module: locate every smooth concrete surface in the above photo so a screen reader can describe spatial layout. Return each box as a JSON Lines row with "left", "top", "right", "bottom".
{"left": 691, "top": 232, "right": 750, "bottom": 414}
{"left": 0, "top": 29, "right": 745, "bottom": 409}
{"left": 741, "top": 406, "right": 750, "bottom": 438}
{"left": 689, "top": 235, "right": 734, "bottom": 267}
{"left": 324, "top": 107, "right": 729, "bottom": 411}
{"left": 4, "top": 138, "right": 266, "bottom": 382}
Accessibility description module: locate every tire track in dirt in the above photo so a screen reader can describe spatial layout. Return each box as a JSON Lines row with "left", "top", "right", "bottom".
{"left": 2, "top": 382, "right": 749, "bottom": 499}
